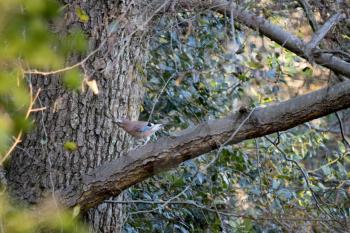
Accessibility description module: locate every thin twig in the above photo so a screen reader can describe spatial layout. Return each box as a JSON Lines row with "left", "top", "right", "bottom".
{"left": 127, "top": 185, "right": 190, "bottom": 215}
{"left": 335, "top": 112, "right": 350, "bottom": 148}
{"left": 314, "top": 49, "right": 350, "bottom": 60}
{"left": 255, "top": 138, "right": 263, "bottom": 193}
{"left": 304, "top": 122, "right": 350, "bottom": 136}
{"left": 297, "top": 0, "right": 319, "bottom": 32}
{"left": 0, "top": 133, "right": 23, "bottom": 165}
{"left": 147, "top": 72, "right": 177, "bottom": 122}
{"left": 105, "top": 199, "right": 342, "bottom": 222}
{"left": 308, "top": 153, "right": 345, "bottom": 174}
{"left": 23, "top": 40, "right": 106, "bottom": 76}
{"left": 0, "top": 87, "right": 45, "bottom": 165}
{"left": 214, "top": 205, "right": 225, "bottom": 231}
{"left": 129, "top": 0, "right": 171, "bottom": 40}
{"left": 204, "top": 107, "right": 257, "bottom": 170}
{"left": 264, "top": 136, "right": 331, "bottom": 219}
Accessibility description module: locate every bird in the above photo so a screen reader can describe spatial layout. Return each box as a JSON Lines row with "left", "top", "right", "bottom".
{"left": 114, "top": 118, "right": 163, "bottom": 145}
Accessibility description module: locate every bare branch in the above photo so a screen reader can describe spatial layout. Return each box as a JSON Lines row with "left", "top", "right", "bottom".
{"left": 335, "top": 112, "right": 350, "bottom": 148}
{"left": 105, "top": 199, "right": 340, "bottom": 222}
{"left": 59, "top": 80, "right": 350, "bottom": 211}
{"left": 314, "top": 49, "right": 350, "bottom": 61}
{"left": 181, "top": 0, "right": 350, "bottom": 77}
{"left": 23, "top": 40, "right": 106, "bottom": 76}
{"left": 304, "top": 13, "right": 345, "bottom": 61}
{"left": 306, "top": 13, "right": 344, "bottom": 50}
{"left": 147, "top": 72, "right": 177, "bottom": 122}
{"left": 0, "top": 87, "right": 45, "bottom": 165}
{"left": 264, "top": 136, "right": 328, "bottom": 217}
{"left": 0, "top": 133, "right": 23, "bottom": 165}
{"left": 297, "top": 0, "right": 319, "bottom": 32}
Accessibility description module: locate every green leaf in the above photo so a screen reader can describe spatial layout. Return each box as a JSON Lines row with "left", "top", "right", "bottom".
{"left": 159, "top": 36, "right": 168, "bottom": 44}
{"left": 63, "top": 68, "right": 82, "bottom": 90}
{"left": 75, "top": 7, "right": 89, "bottom": 23}
{"left": 64, "top": 141, "right": 77, "bottom": 151}
{"left": 301, "top": 67, "right": 313, "bottom": 78}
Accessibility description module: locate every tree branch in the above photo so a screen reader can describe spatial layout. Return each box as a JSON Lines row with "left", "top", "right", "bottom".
{"left": 104, "top": 199, "right": 339, "bottom": 222}
{"left": 335, "top": 112, "right": 350, "bottom": 148}
{"left": 297, "top": 0, "right": 319, "bottom": 32}
{"left": 59, "top": 80, "right": 350, "bottom": 211}
{"left": 306, "top": 13, "right": 344, "bottom": 51}
{"left": 186, "top": 0, "right": 350, "bottom": 77}
{"left": 304, "top": 13, "right": 345, "bottom": 62}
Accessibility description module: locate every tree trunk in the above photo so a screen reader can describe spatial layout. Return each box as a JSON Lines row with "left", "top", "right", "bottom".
{"left": 6, "top": 0, "right": 146, "bottom": 232}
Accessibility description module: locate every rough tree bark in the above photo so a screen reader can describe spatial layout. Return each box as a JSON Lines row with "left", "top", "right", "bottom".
{"left": 6, "top": 0, "right": 147, "bottom": 232}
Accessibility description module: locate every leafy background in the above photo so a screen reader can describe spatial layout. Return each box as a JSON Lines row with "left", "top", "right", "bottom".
{"left": 129, "top": 5, "right": 350, "bottom": 233}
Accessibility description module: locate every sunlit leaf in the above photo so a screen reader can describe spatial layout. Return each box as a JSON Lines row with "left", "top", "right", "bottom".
{"left": 75, "top": 7, "right": 89, "bottom": 23}
{"left": 64, "top": 141, "right": 78, "bottom": 151}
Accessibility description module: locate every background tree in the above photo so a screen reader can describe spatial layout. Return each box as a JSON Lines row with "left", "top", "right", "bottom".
{"left": 1, "top": 0, "right": 350, "bottom": 233}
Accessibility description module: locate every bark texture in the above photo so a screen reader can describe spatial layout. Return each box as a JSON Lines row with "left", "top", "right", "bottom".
{"left": 59, "top": 80, "right": 350, "bottom": 211}
{"left": 6, "top": 0, "right": 147, "bottom": 232}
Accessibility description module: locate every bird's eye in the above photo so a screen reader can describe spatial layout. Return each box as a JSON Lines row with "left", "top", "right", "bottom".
{"left": 147, "top": 122, "right": 153, "bottom": 127}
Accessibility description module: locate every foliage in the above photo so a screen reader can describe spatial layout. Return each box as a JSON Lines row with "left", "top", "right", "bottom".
{"left": 0, "top": 0, "right": 88, "bottom": 231}
{"left": 142, "top": 11, "right": 244, "bottom": 128}
{"left": 0, "top": 194, "right": 87, "bottom": 233}
{"left": 0, "top": 0, "right": 86, "bottom": 158}
{"left": 126, "top": 5, "right": 350, "bottom": 233}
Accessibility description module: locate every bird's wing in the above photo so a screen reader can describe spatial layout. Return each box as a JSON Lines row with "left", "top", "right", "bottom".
{"left": 132, "top": 121, "right": 150, "bottom": 132}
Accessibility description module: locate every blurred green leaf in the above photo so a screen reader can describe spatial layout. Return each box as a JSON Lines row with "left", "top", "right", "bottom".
{"left": 64, "top": 141, "right": 78, "bottom": 151}
{"left": 63, "top": 68, "right": 82, "bottom": 90}
{"left": 301, "top": 67, "right": 313, "bottom": 78}
{"left": 75, "top": 7, "right": 89, "bottom": 23}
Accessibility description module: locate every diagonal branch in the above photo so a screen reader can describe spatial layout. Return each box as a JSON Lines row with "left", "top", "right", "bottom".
{"left": 306, "top": 12, "right": 344, "bottom": 51}
{"left": 304, "top": 13, "right": 345, "bottom": 61}
{"left": 335, "top": 112, "right": 350, "bottom": 148}
{"left": 297, "top": 0, "right": 319, "bottom": 32}
{"left": 59, "top": 80, "right": 350, "bottom": 211}
{"left": 184, "top": 0, "right": 350, "bottom": 77}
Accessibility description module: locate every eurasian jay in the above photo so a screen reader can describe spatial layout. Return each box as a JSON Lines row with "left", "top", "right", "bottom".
{"left": 114, "top": 118, "right": 162, "bottom": 145}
